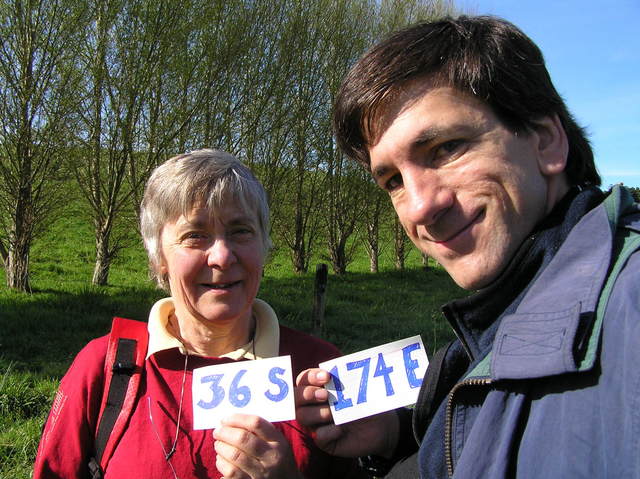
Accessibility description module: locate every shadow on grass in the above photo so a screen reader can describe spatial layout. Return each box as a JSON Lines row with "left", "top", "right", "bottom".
{"left": 0, "top": 266, "right": 463, "bottom": 379}
{"left": 0, "top": 286, "right": 165, "bottom": 377}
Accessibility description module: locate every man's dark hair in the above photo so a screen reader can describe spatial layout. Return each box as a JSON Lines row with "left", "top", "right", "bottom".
{"left": 333, "top": 15, "right": 600, "bottom": 187}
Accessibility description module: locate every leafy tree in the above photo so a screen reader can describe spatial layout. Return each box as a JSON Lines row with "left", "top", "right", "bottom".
{"left": 626, "top": 186, "right": 640, "bottom": 202}
{"left": 361, "top": 177, "right": 392, "bottom": 272}
{"left": 71, "top": 0, "right": 196, "bottom": 285}
{"left": 0, "top": 0, "right": 457, "bottom": 288}
{"left": 0, "top": 0, "right": 86, "bottom": 290}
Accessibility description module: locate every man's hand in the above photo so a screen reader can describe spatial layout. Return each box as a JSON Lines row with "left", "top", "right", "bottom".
{"left": 295, "top": 368, "right": 399, "bottom": 458}
{"left": 213, "top": 414, "right": 303, "bottom": 479}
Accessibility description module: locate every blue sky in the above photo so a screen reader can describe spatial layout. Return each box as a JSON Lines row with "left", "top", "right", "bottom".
{"left": 457, "top": 0, "right": 640, "bottom": 188}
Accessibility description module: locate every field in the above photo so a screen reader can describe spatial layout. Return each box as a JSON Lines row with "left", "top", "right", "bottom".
{"left": 0, "top": 203, "right": 464, "bottom": 478}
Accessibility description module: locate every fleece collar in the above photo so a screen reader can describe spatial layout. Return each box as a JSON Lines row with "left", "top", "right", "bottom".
{"left": 146, "top": 297, "right": 280, "bottom": 360}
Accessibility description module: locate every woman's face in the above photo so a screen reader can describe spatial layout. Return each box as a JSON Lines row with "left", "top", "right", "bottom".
{"left": 158, "top": 203, "right": 265, "bottom": 328}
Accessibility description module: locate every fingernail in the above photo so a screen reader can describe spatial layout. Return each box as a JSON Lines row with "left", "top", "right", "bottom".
{"left": 314, "top": 388, "right": 327, "bottom": 400}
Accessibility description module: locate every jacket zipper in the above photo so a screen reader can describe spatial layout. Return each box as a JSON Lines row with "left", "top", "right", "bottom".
{"left": 445, "top": 377, "right": 492, "bottom": 478}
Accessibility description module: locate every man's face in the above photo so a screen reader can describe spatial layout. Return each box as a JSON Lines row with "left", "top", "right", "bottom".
{"left": 368, "top": 82, "right": 568, "bottom": 290}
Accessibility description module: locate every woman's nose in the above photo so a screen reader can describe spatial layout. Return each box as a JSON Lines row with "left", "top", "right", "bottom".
{"left": 206, "top": 238, "right": 237, "bottom": 268}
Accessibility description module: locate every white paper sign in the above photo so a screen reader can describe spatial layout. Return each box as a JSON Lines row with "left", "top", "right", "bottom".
{"left": 192, "top": 355, "right": 295, "bottom": 430}
{"left": 319, "top": 336, "right": 428, "bottom": 425}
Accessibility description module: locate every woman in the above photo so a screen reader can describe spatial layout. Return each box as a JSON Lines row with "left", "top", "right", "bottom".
{"left": 34, "top": 149, "right": 362, "bottom": 478}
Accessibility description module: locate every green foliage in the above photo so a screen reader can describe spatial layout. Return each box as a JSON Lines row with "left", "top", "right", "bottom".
{"left": 626, "top": 186, "right": 640, "bottom": 202}
{"left": 0, "top": 366, "right": 59, "bottom": 478}
{"left": 0, "top": 0, "right": 464, "bottom": 474}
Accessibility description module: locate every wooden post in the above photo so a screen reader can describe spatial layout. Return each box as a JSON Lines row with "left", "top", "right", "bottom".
{"left": 312, "top": 263, "right": 328, "bottom": 336}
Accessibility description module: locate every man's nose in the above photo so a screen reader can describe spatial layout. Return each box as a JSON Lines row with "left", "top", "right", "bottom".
{"left": 402, "top": 170, "right": 452, "bottom": 226}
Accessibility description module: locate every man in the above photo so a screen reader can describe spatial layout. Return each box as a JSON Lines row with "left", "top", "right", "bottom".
{"left": 295, "top": 15, "right": 640, "bottom": 478}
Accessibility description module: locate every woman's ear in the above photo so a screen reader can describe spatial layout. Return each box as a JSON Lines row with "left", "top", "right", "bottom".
{"left": 532, "top": 114, "right": 569, "bottom": 177}
{"left": 158, "top": 260, "right": 168, "bottom": 275}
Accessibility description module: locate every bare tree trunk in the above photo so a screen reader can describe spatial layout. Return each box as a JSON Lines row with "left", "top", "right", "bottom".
{"left": 394, "top": 216, "right": 408, "bottom": 270}
{"left": 362, "top": 183, "right": 387, "bottom": 274}
{"left": 8, "top": 145, "right": 34, "bottom": 291}
{"left": 0, "top": 240, "right": 7, "bottom": 265}
{"left": 292, "top": 159, "right": 306, "bottom": 274}
{"left": 395, "top": 241, "right": 406, "bottom": 270}
{"left": 330, "top": 238, "right": 348, "bottom": 275}
{"left": 367, "top": 227, "right": 379, "bottom": 273}
{"left": 92, "top": 221, "right": 112, "bottom": 285}
{"left": 421, "top": 252, "right": 430, "bottom": 270}
{"left": 7, "top": 228, "right": 30, "bottom": 291}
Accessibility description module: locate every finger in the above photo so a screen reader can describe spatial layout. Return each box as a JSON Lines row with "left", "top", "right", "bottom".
{"left": 214, "top": 441, "right": 254, "bottom": 479}
{"left": 214, "top": 420, "right": 270, "bottom": 458}
{"left": 214, "top": 416, "right": 297, "bottom": 477}
{"left": 311, "top": 424, "right": 347, "bottom": 453}
{"left": 294, "top": 382, "right": 329, "bottom": 405}
{"left": 219, "top": 414, "right": 282, "bottom": 445}
{"left": 295, "top": 400, "right": 334, "bottom": 428}
{"left": 295, "top": 368, "right": 331, "bottom": 388}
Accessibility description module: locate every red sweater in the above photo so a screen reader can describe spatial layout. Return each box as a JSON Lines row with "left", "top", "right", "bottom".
{"left": 34, "top": 325, "right": 362, "bottom": 478}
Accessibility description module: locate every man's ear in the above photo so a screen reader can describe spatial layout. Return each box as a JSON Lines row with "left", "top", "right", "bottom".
{"left": 532, "top": 114, "right": 569, "bottom": 177}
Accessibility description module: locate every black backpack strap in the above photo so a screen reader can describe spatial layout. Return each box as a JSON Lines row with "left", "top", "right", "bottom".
{"left": 412, "top": 339, "right": 469, "bottom": 441}
{"left": 94, "top": 337, "right": 137, "bottom": 461}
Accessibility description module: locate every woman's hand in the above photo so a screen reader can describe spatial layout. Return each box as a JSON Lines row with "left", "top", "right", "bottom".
{"left": 213, "top": 414, "right": 303, "bottom": 479}
{"left": 295, "top": 368, "right": 399, "bottom": 458}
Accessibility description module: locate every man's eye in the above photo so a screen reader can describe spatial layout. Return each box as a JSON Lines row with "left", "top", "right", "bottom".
{"left": 435, "top": 139, "right": 465, "bottom": 159}
{"left": 385, "top": 174, "right": 402, "bottom": 191}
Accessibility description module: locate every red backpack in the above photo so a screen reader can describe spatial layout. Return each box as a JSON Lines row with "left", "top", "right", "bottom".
{"left": 88, "top": 317, "right": 148, "bottom": 479}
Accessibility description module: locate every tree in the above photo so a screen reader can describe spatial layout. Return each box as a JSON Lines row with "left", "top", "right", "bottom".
{"left": 393, "top": 215, "right": 411, "bottom": 270}
{"left": 0, "top": 0, "right": 458, "bottom": 289}
{"left": 626, "top": 186, "right": 640, "bottom": 202}
{"left": 71, "top": 0, "right": 195, "bottom": 285}
{"left": 361, "top": 178, "right": 391, "bottom": 272}
{"left": 0, "top": 0, "right": 86, "bottom": 290}
{"left": 323, "top": 0, "right": 456, "bottom": 274}
{"left": 318, "top": 0, "right": 372, "bottom": 275}
{"left": 266, "top": 0, "right": 330, "bottom": 274}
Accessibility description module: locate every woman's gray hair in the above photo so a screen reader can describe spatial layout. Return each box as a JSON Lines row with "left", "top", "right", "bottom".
{"left": 140, "top": 149, "right": 271, "bottom": 289}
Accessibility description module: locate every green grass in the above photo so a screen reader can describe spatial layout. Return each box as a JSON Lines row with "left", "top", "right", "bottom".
{"left": 0, "top": 206, "right": 464, "bottom": 478}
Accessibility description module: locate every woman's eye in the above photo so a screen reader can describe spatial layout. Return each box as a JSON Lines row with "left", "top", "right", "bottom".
{"left": 182, "top": 232, "right": 207, "bottom": 243}
{"left": 232, "top": 227, "right": 254, "bottom": 237}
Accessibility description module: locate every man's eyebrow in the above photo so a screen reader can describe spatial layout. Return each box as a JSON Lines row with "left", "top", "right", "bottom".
{"left": 370, "top": 127, "right": 445, "bottom": 179}
{"left": 411, "top": 124, "right": 476, "bottom": 148}
{"left": 371, "top": 124, "right": 478, "bottom": 180}
{"left": 371, "top": 165, "right": 390, "bottom": 181}
{"left": 411, "top": 127, "right": 442, "bottom": 148}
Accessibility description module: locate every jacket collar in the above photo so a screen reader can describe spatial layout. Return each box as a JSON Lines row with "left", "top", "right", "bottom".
{"left": 490, "top": 186, "right": 639, "bottom": 380}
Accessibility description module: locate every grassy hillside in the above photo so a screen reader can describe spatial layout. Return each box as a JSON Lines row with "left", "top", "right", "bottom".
{"left": 0, "top": 203, "right": 463, "bottom": 478}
